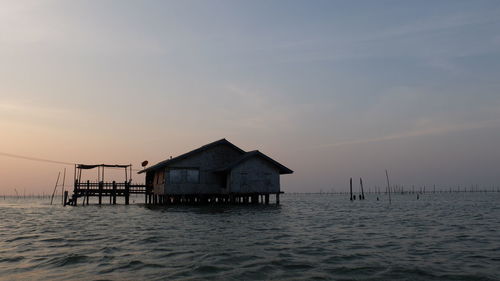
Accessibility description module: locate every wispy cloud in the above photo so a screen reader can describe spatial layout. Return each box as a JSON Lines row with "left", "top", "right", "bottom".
{"left": 316, "top": 119, "right": 500, "bottom": 149}
{"left": 0, "top": 99, "right": 68, "bottom": 117}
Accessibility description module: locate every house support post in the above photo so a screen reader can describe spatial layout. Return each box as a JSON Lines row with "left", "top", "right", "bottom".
{"left": 124, "top": 181, "right": 130, "bottom": 205}
{"left": 98, "top": 181, "right": 103, "bottom": 205}
{"left": 85, "top": 180, "right": 90, "bottom": 206}
{"left": 112, "top": 181, "right": 117, "bottom": 204}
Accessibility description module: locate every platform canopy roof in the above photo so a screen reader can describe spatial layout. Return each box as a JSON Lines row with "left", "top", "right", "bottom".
{"left": 76, "top": 164, "right": 131, "bottom": 170}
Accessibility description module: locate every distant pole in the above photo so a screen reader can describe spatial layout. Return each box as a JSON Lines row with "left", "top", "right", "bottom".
{"left": 385, "top": 170, "right": 391, "bottom": 204}
{"left": 61, "top": 168, "right": 66, "bottom": 205}
{"left": 360, "top": 178, "right": 365, "bottom": 200}
{"left": 350, "top": 178, "right": 353, "bottom": 201}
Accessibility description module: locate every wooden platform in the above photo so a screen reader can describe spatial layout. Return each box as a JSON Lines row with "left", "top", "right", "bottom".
{"left": 65, "top": 163, "right": 148, "bottom": 206}
{"left": 65, "top": 181, "right": 148, "bottom": 206}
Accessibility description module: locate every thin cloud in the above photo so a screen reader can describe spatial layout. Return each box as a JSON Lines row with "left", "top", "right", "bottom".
{"left": 316, "top": 119, "right": 500, "bottom": 149}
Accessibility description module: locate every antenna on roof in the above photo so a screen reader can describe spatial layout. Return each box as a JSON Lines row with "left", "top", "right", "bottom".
{"left": 141, "top": 160, "right": 148, "bottom": 167}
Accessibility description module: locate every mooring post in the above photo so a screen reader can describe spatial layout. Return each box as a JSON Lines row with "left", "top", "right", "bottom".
{"left": 350, "top": 177, "right": 353, "bottom": 201}
{"left": 63, "top": 191, "right": 68, "bottom": 206}
{"left": 360, "top": 177, "right": 365, "bottom": 200}
{"left": 98, "top": 181, "right": 103, "bottom": 205}
{"left": 125, "top": 181, "right": 130, "bottom": 205}
{"left": 112, "top": 181, "right": 117, "bottom": 205}
{"left": 74, "top": 178, "right": 78, "bottom": 199}
{"left": 85, "top": 180, "right": 90, "bottom": 205}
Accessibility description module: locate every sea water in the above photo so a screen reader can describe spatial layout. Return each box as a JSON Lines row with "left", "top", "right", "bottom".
{"left": 1, "top": 193, "right": 499, "bottom": 280}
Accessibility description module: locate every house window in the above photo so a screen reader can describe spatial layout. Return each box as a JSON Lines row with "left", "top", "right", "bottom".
{"left": 169, "top": 168, "right": 199, "bottom": 184}
{"left": 186, "top": 169, "right": 199, "bottom": 183}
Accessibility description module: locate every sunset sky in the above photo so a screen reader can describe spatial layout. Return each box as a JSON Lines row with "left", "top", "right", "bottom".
{"left": 1, "top": 0, "right": 500, "bottom": 194}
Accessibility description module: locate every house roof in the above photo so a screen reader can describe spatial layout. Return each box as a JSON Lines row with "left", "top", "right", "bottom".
{"left": 214, "top": 150, "right": 294, "bottom": 175}
{"left": 138, "top": 138, "right": 245, "bottom": 174}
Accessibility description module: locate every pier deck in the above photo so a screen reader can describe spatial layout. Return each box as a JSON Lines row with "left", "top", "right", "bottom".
{"left": 65, "top": 181, "right": 148, "bottom": 206}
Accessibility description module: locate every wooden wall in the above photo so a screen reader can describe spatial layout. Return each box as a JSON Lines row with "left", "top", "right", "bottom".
{"left": 229, "top": 156, "right": 280, "bottom": 193}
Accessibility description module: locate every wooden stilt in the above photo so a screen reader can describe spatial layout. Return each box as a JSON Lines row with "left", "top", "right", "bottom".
{"left": 98, "top": 181, "right": 103, "bottom": 205}
{"left": 112, "top": 181, "right": 117, "bottom": 205}
{"left": 86, "top": 180, "right": 90, "bottom": 205}
{"left": 124, "top": 181, "right": 130, "bottom": 205}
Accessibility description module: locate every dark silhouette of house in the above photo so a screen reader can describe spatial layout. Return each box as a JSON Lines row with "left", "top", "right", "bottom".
{"left": 138, "top": 139, "right": 292, "bottom": 201}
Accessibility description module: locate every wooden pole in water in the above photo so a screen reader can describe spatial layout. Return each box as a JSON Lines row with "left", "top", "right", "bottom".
{"left": 86, "top": 180, "right": 90, "bottom": 205}
{"left": 112, "top": 181, "right": 117, "bottom": 205}
{"left": 385, "top": 170, "right": 391, "bottom": 204}
{"left": 98, "top": 181, "right": 103, "bottom": 205}
{"left": 360, "top": 177, "right": 365, "bottom": 200}
{"left": 350, "top": 177, "right": 353, "bottom": 201}
{"left": 63, "top": 191, "right": 68, "bottom": 206}
{"left": 61, "top": 168, "right": 66, "bottom": 205}
{"left": 50, "top": 172, "right": 61, "bottom": 205}
{"left": 125, "top": 181, "right": 130, "bottom": 205}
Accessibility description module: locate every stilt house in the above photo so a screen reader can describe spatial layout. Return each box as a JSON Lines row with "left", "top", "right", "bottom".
{"left": 138, "top": 139, "right": 293, "bottom": 198}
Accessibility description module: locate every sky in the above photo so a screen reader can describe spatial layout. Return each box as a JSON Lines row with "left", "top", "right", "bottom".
{"left": 1, "top": 0, "right": 500, "bottom": 194}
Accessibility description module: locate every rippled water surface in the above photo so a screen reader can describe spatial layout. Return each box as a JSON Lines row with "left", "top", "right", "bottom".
{"left": 1, "top": 193, "right": 499, "bottom": 280}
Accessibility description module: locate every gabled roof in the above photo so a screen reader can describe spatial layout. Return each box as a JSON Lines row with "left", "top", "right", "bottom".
{"left": 214, "top": 150, "right": 293, "bottom": 175}
{"left": 138, "top": 138, "right": 245, "bottom": 174}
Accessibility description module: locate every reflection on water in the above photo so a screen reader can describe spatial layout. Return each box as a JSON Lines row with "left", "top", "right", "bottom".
{"left": 1, "top": 193, "right": 499, "bottom": 280}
